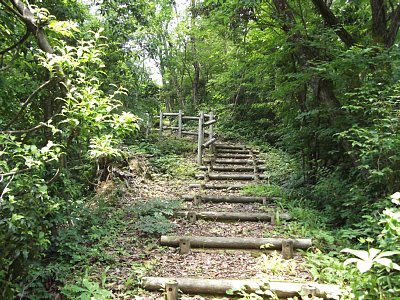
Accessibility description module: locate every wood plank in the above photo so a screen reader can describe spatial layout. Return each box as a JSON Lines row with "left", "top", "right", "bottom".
{"left": 216, "top": 154, "right": 253, "bottom": 159}
{"left": 188, "top": 183, "right": 247, "bottom": 190}
{"left": 215, "top": 144, "right": 247, "bottom": 150}
{"left": 142, "top": 277, "right": 341, "bottom": 299}
{"left": 160, "top": 236, "right": 312, "bottom": 250}
{"left": 175, "top": 211, "right": 291, "bottom": 221}
{"left": 182, "top": 194, "right": 268, "bottom": 203}
{"left": 195, "top": 173, "right": 266, "bottom": 180}
{"left": 217, "top": 149, "right": 259, "bottom": 154}
{"left": 181, "top": 130, "right": 197, "bottom": 136}
{"left": 204, "top": 159, "right": 265, "bottom": 165}
{"left": 199, "top": 165, "right": 266, "bottom": 172}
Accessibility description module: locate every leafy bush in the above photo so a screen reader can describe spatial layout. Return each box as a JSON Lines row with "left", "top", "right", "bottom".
{"left": 149, "top": 154, "right": 197, "bottom": 178}
{"left": 61, "top": 270, "right": 113, "bottom": 300}
{"left": 338, "top": 193, "right": 400, "bottom": 299}
{"left": 132, "top": 199, "right": 181, "bottom": 237}
{"left": 241, "top": 184, "right": 287, "bottom": 199}
{"left": 311, "top": 172, "right": 369, "bottom": 225}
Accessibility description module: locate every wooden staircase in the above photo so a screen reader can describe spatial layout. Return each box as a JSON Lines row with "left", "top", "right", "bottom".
{"left": 141, "top": 143, "right": 340, "bottom": 299}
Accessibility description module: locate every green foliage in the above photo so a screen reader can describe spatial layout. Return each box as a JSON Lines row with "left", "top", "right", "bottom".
{"left": 242, "top": 184, "right": 286, "bottom": 199}
{"left": 61, "top": 270, "right": 113, "bottom": 300}
{"left": 337, "top": 193, "right": 400, "bottom": 299}
{"left": 150, "top": 154, "right": 197, "bottom": 178}
{"left": 311, "top": 172, "right": 369, "bottom": 225}
{"left": 0, "top": 4, "right": 140, "bottom": 296}
{"left": 132, "top": 199, "right": 181, "bottom": 237}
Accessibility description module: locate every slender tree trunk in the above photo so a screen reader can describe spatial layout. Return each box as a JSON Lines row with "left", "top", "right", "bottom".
{"left": 191, "top": 0, "right": 200, "bottom": 108}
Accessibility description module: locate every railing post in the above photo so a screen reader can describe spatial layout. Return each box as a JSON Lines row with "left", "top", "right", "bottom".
{"left": 178, "top": 109, "right": 183, "bottom": 138}
{"left": 209, "top": 111, "right": 215, "bottom": 153}
{"left": 159, "top": 110, "right": 163, "bottom": 134}
{"left": 197, "top": 111, "right": 204, "bottom": 166}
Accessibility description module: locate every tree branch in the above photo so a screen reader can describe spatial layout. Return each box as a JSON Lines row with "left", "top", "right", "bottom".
{"left": 10, "top": 0, "right": 54, "bottom": 54}
{"left": 3, "top": 79, "right": 53, "bottom": 130}
{"left": 0, "top": 0, "right": 24, "bottom": 19}
{"left": 0, "top": 158, "right": 57, "bottom": 178}
{"left": 310, "top": 0, "right": 356, "bottom": 47}
{"left": 0, "top": 123, "right": 45, "bottom": 135}
{"left": 0, "top": 28, "right": 30, "bottom": 56}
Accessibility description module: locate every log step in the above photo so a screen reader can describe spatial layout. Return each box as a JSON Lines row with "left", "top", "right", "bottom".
{"left": 142, "top": 277, "right": 341, "bottom": 299}
{"left": 204, "top": 159, "right": 265, "bottom": 165}
{"left": 216, "top": 154, "right": 254, "bottom": 159}
{"left": 175, "top": 210, "right": 291, "bottom": 222}
{"left": 199, "top": 165, "right": 266, "bottom": 172}
{"left": 217, "top": 149, "right": 259, "bottom": 154}
{"left": 215, "top": 144, "right": 247, "bottom": 150}
{"left": 195, "top": 173, "right": 267, "bottom": 180}
{"left": 182, "top": 194, "right": 269, "bottom": 204}
{"left": 160, "top": 235, "right": 312, "bottom": 250}
{"left": 188, "top": 183, "right": 248, "bottom": 190}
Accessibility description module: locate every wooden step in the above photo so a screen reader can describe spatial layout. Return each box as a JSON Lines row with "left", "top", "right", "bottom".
{"left": 182, "top": 194, "right": 269, "bottom": 204}
{"left": 216, "top": 153, "right": 254, "bottom": 159}
{"left": 160, "top": 235, "right": 312, "bottom": 250}
{"left": 188, "top": 183, "right": 247, "bottom": 190}
{"left": 199, "top": 165, "right": 266, "bottom": 172}
{"left": 215, "top": 144, "right": 247, "bottom": 150}
{"left": 217, "top": 149, "right": 259, "bottom": 154}
{"left": 142, "top": 277, "right": 341, "bottom": 299}
{"left": 204, "top": 159, "right": 265, "bottom": 165}
{"left": 195, "top": 173, "right": 267, "bottom": 180}
{"left": 175, "top": 210, "right": 291, "bottom": 222}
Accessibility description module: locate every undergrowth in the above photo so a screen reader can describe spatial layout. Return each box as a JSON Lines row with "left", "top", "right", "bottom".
{"left": 130, "top": 135, "right": 197, "bottom": 178}
{"left": 238, "top": 145, "right": 400, "bottom": 299}
{"left": 15, "top": 135, "right": 195, "bottom": 299}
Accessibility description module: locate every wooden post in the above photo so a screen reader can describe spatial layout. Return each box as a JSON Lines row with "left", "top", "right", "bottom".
{"left": 197, "top": 111, "right": 204, "bottom": 165}
{"left": 179, "top": 237, "right": 191, "bottom": 254}
{"left": 270, "top": 214, "right": 276, "bottom": 225}
{"left": 193, "top": 195, "right": 202, "bottom": 205}
{"left": 262, "top": 197, "right": 267, "bottom": 206}
{"left": 165, "top": 280, "right": 179, "bottom": 300}
{"left": 159, "top": 110, "right": 163, "bottom": 134}
{"left": 178, "top": 110, "right": 183, "bottom": 138}
{"left": 187, "top": 211, "right": 197, "bottom": 223}
{"left": 282, "top": 239, "right": 294, "bottom": 259}
{"left": 301, "top": 285, "right": 317, "bottom": 299}
{"left": 204, "top": 171, "right": 210, "bottom": 182}
{"left": 209, "top": 111, "right": 215, "bottom": 153}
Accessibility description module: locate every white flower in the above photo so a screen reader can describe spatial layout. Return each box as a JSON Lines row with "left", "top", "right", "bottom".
{"left": 390, "top": 192, "right": 400, "bottom": 205}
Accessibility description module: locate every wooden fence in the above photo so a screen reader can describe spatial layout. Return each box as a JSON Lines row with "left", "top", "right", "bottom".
{"left": 147, "top": 110, "right": 217, "bottom": 165}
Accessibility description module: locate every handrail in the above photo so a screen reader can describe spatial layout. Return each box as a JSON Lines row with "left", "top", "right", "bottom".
{"left": 150, "top": 110, "right": 217, "bottom": 165}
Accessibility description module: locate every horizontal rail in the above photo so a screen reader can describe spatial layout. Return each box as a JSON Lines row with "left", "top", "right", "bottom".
{"left": 202, "top": 138, "right": 216, "bottom": 148}
{"left": 163, "top": 126, "right": 179, "bottom": 130}
{"left": 162, "top": 112, "right": 181, "bottom": 116}
{"left": 182, "top": 116, "right": 200, "bottom": 120}
{"left": 182, "top": 130, "right": 197, "bottom": 136}
{"left": 203, "top": 119, "right": 217, "bottom": 127}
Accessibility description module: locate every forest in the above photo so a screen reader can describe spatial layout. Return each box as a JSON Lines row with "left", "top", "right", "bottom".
{"left": 1, "top": 0, "right": 400, "bottom": 299}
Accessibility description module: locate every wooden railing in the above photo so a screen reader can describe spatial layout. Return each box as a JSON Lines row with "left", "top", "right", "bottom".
{"left": 147, "top": 110, "right": 217, "bottom": 165}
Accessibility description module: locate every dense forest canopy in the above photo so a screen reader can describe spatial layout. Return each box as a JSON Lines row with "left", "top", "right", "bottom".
{"left": 1, "top": 0, "right": 400, "bottom": 298}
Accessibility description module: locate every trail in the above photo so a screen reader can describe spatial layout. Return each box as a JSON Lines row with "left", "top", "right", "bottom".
{"left": 137, "top": 141, "right": 340, "bottom": 299}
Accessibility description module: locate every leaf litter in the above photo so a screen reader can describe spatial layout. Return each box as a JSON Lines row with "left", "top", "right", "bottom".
{"left": 97, "top": 145, "right": 312, "bottom": 299}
